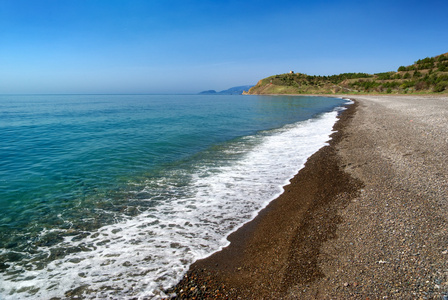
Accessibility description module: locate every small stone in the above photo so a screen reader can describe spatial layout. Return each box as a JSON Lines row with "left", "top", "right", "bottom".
{"left": 122, "top": 261, "right": 132, "bottom": 267}
{"left": 343, "top": 282, "right": 350, "bottom": 287}
{"left": 441, "top": 250, "right": 448, "bottom": 255}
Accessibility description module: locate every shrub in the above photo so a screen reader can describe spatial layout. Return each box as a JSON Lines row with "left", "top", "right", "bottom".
{"left": 375, "top": 72, "right": 393, "bottom": 80}
{"left": 401, "top": 80, "right": 415, "bottom": 89}
{"left": 421, "top": 62, "right": 435, "bottom": 69}
{"left": 433, "top": 81, "right": 448, "bottom": 92}
{"left": 382, "top": 81, "right": 400, "bottom": 88}
{"left": 436, "top": 74, "right": 448, "bottom": 83}
{"left": 403, "top": 72, "right": 411, "bottom": 79}
{"left": 398, "top": 66, "right": 407, "bottom": 72}
{"left": 427, "top": 74, "right": 439, "bottom": 85}
{"left": 327, "top": 73, "right": 372, "bottom": 84}
{"left": 415, "top": 81, "right": 428, "bottom": 91}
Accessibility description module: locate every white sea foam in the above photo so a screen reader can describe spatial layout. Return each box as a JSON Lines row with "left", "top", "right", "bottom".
{"left": 0, "top": 109, "right": 341, "bottom": 299}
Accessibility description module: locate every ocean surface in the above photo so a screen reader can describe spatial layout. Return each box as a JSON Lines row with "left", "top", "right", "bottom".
{"left": 0, "top": 94, "right": 349, "bottom": 299}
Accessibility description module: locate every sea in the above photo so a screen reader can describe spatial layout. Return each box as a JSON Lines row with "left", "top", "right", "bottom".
{"left": 0, "top": 94, "right": 349, "bottom": 299}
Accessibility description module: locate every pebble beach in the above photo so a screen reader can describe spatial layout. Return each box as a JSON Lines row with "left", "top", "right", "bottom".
{"left": 167, "top": 95, "right": 448, "bottom": 299}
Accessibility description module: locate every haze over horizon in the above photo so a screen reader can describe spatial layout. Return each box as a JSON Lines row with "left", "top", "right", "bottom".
{"left": 1, "top": 0, "right": 447, "bottom": 94}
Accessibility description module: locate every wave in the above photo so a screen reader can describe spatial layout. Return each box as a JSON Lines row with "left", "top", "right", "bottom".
{"left": 0, "top": 107, "right": 343, "bottom": 299}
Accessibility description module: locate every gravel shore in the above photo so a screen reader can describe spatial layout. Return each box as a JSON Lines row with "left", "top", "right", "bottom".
{"left": 166, "top": 95, "right": 448, "bottom": 299}
{"left": 294, "top": 95, "right": 448, "bottom": 299}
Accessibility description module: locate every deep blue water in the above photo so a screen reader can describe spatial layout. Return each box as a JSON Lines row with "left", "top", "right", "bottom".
{"left": 0, "top": 94, "right": 348, "bottom": 299}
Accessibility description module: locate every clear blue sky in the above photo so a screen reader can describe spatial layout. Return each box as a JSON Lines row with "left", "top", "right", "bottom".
{"left": 1, "top": 0, "right": 447, "bottom": 94}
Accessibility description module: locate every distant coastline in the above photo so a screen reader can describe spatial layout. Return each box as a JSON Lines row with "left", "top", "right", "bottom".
{"left": 198, "top": 85, "right": 253, "bottom": 95}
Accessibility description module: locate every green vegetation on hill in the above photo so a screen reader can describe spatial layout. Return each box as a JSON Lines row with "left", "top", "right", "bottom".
{"left": 246, "top": 52, "right": 448, "bottom": 95}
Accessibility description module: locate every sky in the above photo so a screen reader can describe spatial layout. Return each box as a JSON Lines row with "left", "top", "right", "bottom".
{"left": 0, "top": 0, "right": 447, "bottom": 94}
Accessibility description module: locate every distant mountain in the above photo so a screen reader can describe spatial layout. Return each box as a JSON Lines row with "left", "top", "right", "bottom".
{"left": 199, "top": 85, "right": 254, "bottom": 95}
{"left": 198, "top": 90, "right": 217, "bottom": 95}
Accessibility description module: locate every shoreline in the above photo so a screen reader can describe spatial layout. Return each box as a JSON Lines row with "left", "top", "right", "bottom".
{"left": 165, "top": 95, "right": 448, "bottom": 299}
{"left": 165, "top": 100, "right": 362, "bottom": 298}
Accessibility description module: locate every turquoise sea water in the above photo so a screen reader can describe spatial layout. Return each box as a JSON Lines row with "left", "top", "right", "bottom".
{"left": 0, "top": 94, "right": 348, "bottom": 299}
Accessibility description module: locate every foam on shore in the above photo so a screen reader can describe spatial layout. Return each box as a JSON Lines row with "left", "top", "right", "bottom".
{"left": 0, "top": 106, "right": 347, "bottom": 299}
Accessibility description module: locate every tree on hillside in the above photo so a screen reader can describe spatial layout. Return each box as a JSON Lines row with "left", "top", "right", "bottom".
{"left": 437, "top": 55, "right": 448, "bottom": 62}
{"left": 375, "top": 72, "right": 393, "bottom": 80}
{"left": 415, "top": 57, "right": 435, "bottom": 65}
{"left": 413, "top": 71, "right": 422, "bottom": 78}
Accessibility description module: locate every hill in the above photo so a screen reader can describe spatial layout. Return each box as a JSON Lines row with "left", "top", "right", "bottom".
{"left": 199, "top": 85, "right": 254, "bottom": 95}
{"left": 198, "top": 90, "right": 218, "bottom": 95}
{"left": 245, "top": 53, "right": 448, "bottom": 95}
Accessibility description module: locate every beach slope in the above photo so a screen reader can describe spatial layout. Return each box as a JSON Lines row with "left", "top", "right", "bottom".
{"left": 167, "top": 95, "right": 448, "bottom": 299}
